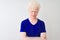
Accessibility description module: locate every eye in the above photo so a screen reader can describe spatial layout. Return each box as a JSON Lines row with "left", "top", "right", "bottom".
{"left": 31, "top": 11, "right": 34, "bottom": 13}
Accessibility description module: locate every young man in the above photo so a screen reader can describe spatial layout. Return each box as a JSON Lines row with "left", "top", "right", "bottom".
{"left": 20, "top": 0, "right": 47, "bottom": 40}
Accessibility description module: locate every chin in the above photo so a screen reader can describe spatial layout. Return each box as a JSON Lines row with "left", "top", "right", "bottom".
{"left": 32, "top": 16, "right": 36, "bottom": 19}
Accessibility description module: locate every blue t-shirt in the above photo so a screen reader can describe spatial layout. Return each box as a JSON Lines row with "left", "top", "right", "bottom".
{"left": 20, "top": 18, "right": 46, "bottom": 37}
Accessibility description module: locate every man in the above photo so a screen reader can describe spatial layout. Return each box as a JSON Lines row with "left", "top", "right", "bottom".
{"left": 20, "top": 0, "right": 47, "bottom": 40}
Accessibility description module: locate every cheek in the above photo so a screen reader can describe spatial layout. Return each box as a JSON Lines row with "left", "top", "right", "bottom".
{"left": 35, "top": 13, "right": 38, "bottom": 16}
{"left": 34, "top": 12, "right": 38, "bottom": 16}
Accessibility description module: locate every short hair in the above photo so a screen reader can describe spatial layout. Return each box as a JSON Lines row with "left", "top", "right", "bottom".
{"left": 28, "top": 0, "right": 40, "bottom": 9}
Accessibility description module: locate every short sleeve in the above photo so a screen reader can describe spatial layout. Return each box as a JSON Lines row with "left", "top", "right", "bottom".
{"left": 20, "top": 21, "right": 26, "bottom": 32}
{"left": 41, "top": 21, "right": 46, "bottom": 32}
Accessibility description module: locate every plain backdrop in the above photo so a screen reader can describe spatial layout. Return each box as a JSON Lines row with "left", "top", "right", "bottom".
{"left": 0, "top": 0, "right": 60, "bottom": 40}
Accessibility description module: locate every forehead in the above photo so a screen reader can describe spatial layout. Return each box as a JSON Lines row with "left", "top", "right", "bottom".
{"left": 29, "top": 6, "right": 39, "bottom": 11}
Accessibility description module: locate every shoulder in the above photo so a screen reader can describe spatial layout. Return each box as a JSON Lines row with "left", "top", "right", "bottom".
{"left": 38, "top": 19, "right": 45, "bottom": 25}
{"left": 38, "top": 18, "right": 45, "bottom": 23}
{"left": 21, "top": 18, "right": 28, "bottom": 24}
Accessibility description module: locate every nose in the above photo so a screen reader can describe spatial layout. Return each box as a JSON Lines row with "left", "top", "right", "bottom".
{"left": 33, "top": 12, "right": 35, "bottom": 15}
{"left": 32, "top": 11, "right": 35, "bottom": 15}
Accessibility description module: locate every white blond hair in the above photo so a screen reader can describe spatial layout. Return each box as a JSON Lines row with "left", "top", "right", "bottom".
{"left": 28, "top": 0, "right": 40, "bottom": 9}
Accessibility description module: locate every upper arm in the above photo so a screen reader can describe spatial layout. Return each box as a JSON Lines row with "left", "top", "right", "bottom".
{"left": 20, "top": 21, "right": 27, "bottom": 39}
{"left": 41, "top": 21, "right": 47, "bottom": 40}
{"left": 41, "top": 21, "right": 46, "bottom": 32}
{"left": 20, "top": 32, "right": 26, "bottom": 37}
{"left": 20, "top": 21, "right": 26, "bottom": 32}
{"left": 20, "top": 32, "right": 27, "bottom": 40}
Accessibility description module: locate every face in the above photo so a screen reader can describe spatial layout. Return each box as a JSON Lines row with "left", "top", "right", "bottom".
{"left": 28, "top": 6, "right": 39, "bottom": 19}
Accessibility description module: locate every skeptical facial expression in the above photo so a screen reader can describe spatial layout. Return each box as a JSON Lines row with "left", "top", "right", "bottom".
{"left": 28, "top": 6, "right": 39, "bottom": 18}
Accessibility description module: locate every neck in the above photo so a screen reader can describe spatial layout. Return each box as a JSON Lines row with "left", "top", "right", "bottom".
{"left": 29, "top": 16, "right": 38, "bottom": 25}
{"left": 29, "top": 16, "right": 37, "bottom": 21}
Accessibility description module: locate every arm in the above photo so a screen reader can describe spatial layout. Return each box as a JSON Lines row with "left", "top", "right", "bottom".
{"left": 41, "top": 32, "right": 47, "bottom": 40}
{"left": 20, "top": 32, "right": 42, "bottom": 40}
{"left": 20, "top": 21, "right": 29, "bottom": 40}
{"left": 40, "top": 21, "right": 47, "bottom": 40}
{"left": 20, "top": 32, "right": 29, "bottom": 40}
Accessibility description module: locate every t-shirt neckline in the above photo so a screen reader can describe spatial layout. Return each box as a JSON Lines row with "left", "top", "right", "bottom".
{"left": 27, "top": 18, "right": 38, "bottom": 26}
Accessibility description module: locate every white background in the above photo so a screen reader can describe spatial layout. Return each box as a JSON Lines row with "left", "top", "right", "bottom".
{"left": 0, "top": 0, "right": 60, "bottom": 40}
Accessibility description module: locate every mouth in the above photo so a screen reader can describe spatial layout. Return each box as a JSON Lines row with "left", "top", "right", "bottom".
{"left": 32, "top": 16, "right": 36, "bottom": 17}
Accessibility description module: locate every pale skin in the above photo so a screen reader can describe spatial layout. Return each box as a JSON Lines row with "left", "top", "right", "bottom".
{"left": 20, "top": 3, "right": 47, "bottom": 40}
